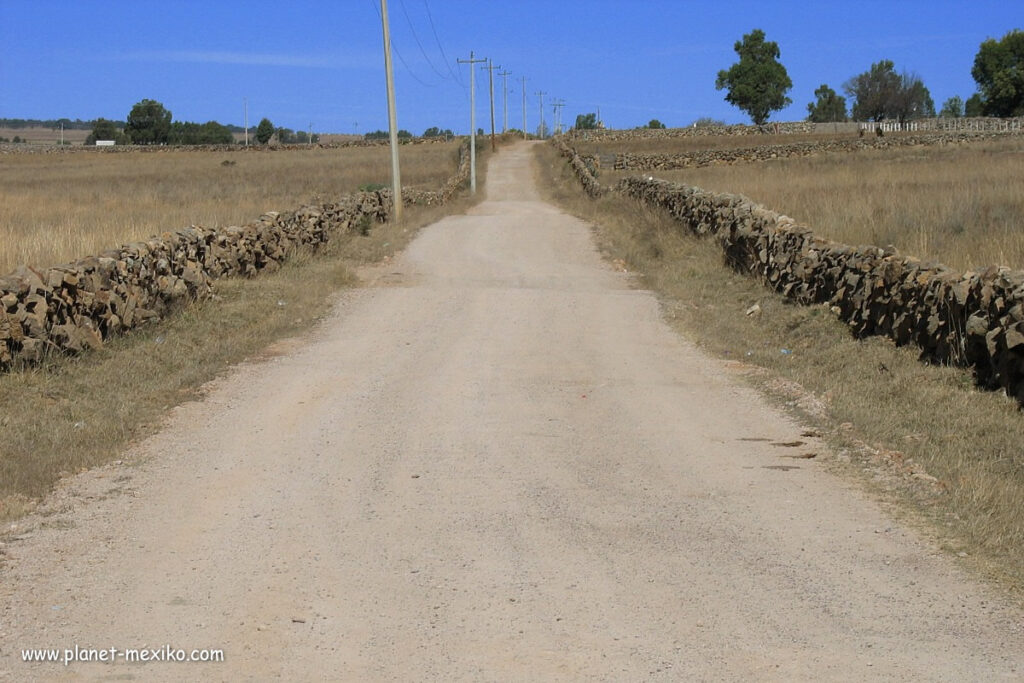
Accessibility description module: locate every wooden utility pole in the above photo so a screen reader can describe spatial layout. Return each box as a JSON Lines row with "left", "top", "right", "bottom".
{"left": 536, "top": 91, "right": 546, "bottom": 138}
{"left": 552, "top": 99, "right": 566, "bottom": 135}
{"left": 379, "top": 0, "right": 402, "bottom": 220}
{"left": 521, "top": 76, "right": 528, "bottom": 140}
{"left": 482, "top": 60, "right": 500, "bottom": 151}
{"left": 499, "top": 69, "right": 512, "bottom": 133}
{"left": 457, "top": 51, "right": 486, "bottom": 194}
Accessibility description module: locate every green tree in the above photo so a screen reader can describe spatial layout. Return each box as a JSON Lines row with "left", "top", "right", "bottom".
{"left": 806, "top": 84, "right": 847, "bottom": 122}
{"left": 891, "top": 73, "right": 935, "bottom": 121}
{"left": 844, "top": 60, "right": 901, "bottom": 121}
{"left": 647, "top": 119, "right": 666, "bottom": 129}
{"left": 844, "top": 61, "right": 934, "bottom": 122}
{"left": 255, "top": 118, "right": 274, "bottom": 144}
{"left": 939, "top": 96, "right": 964, "bottom": 118}
{"left": 574, "top": 113, "right": 598, "bottom": 129}
{"left": 364, "top": 130, "right": 389, "bottom": 140}
{"left": 397, "top": 129, "right": 413, "bottom": 140}
{"left": 85, "top": 117, "right": 130, "bottom": 145}
{"left": 715, "top": 29, "right": 793, "bottom": 126}
{"left": 199, "top": 121, "right": 234, "bottom": 144}
{"left": 276, "top": 127, "right": 295, "bottom": 144}
{"left": 168, "top": 120, "right": 234, "bottom": 145}
{"left": 125, "top": 99, "right": 172, "bottom": 145}
{"left": 965, "top": 93, "right": 985, "bottom": 117}
{"left": 971, "top": 29, "right": 1024, "bottom": 116}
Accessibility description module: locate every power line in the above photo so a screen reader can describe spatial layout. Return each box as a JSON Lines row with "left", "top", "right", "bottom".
{"left": 398, "top": 0, "right": 449, "bottom": 81}
{"left": 369, "top": 0, "right": 439, "bottom": 88}
{"left": 423, "top": 0, "right": 463, "bottom": 87}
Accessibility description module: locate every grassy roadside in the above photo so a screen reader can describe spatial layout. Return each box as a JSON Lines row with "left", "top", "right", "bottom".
{"left": 533, "top": 142, "right": 1024, "bottom": 597}
{"left": 0, "top": 154, "right": 489, "bottom": 523}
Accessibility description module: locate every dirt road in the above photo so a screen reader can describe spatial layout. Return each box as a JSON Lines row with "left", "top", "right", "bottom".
{"left": 1, "top": 143, "right": 1021, "bottom": 681}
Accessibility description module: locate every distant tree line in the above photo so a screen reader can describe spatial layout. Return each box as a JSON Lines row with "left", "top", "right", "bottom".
{"left": 694, "top": 26, "right": 1024, "bottom": 127}
{"left": 77, "top": 100, "right": 324, "bottom": 146}
{"left": 364, "top": 129, "right": 414, "bottom": 141}
{"left": 0, "top": 118, "right": 96, "bottom": 130}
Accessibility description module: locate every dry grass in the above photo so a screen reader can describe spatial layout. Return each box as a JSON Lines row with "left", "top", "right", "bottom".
{"left": 0, "top": 143, "right": 490, "bottom": 522}
{"left": 0, "top": 141, "right": 462, "bottom": 273}
{"left": 596, "top": 136, "right": 1024, "bottom": 271}
{"left": 535, "top": 142, "right": 1024, "bottom": 597}
{"left": 574, "top": 130, "right": 865, "bottom": 155}
{"left": 0, "top": 126, "right": 90, "bottom": 145}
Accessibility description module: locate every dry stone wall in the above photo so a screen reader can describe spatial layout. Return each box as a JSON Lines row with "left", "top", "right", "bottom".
{"left": 610, "top": 131, "right": 1017, "bottom": 171}
{"left": 0, "top": 142, "right": 471, "bottom": 369}
{"left": 567, "top": 117, "right": 1024, "bottom": 144}
{"left": 567, "top": 122, "right": 816, "bottom": 142}
{"left": 554, "top": 138, "right": 1024, "bottom": 405}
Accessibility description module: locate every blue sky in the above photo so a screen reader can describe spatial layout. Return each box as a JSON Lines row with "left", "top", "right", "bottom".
{"left": 0, "top": 1, "right": 1018, "bottom": 134}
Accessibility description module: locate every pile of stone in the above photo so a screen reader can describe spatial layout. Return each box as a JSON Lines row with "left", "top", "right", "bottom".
{"left": 555, "top": 138, "right": 1024, "bottom": 405}
{"left": 0, "top": 141, "right": 471, "bottom": 369}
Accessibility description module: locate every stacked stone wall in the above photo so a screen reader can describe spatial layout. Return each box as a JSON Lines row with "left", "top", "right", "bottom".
{"left": 0, "top": 142, "right": 471, "bottom": 368}
{"left": 609, "top": 131, "right": 1017, "bottom": 171}
{"left": 553, "top": 138, "right": 1024, "bottom": 405}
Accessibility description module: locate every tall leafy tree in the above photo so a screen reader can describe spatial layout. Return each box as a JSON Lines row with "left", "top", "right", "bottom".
{"left": 844, "top": 61, "right": 934, "bottom": 122}
{"left": 806, "top": 84, "right": 847, "bottom": 122}
{"left": 85, "top": 118, "right": 129, "bottom": 145}
{"left": 844, "top": 60, "right": 901, "bottom": 121}
{"left": 574, "top": 113, "right": 598, "bottom": 130}
{"left": 891, "top": 73, "right": 935, "bottom": 121}
{"left": 255, "top": 118, "right": 274, "bottom": 144}
{"left": 125, "top": 99, "right": 172, "bottom": 145}
{"left": 715, "top": 29, "right": 792, "bottom": 126}
{"left": 971, "top": 29, "right": 1024, "bottom": 116}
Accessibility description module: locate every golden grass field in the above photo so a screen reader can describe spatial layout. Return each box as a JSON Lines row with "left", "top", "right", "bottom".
{"left": 0, "top": 141, "right": 461, "bottom": 274}
{"left": 0, "top": 126, "right": 90, "bottom": 145}
{"left": 591, "top": 135, "right": 1024, "bottom": 272}
{"left": 536, "top": 140, "right": 1024, "bottom": 596}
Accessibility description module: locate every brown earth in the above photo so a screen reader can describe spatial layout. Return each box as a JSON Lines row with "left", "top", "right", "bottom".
{"left": 0, "top": 142, "right": 1020, "bottom": 681}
